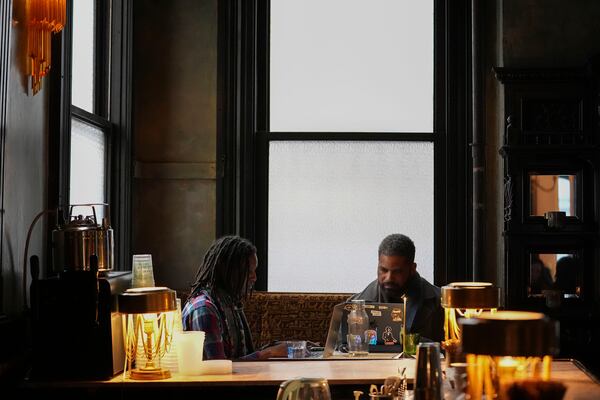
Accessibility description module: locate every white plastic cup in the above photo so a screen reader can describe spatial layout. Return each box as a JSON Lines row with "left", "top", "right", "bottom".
{"left": 131, "top": 254, "right": 155, "bottom": 288}
{"left": 175, "top": 331, "right": 205, "bottom": 375}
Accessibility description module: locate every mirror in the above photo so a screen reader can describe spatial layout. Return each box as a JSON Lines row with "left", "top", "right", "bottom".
{"left": 528, "top": 253, "right": 581, "bottom": 298}
{"left": 529, "top": 174, "right": 576, "bottom": 217}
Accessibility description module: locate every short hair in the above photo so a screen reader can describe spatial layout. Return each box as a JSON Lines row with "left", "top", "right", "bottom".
{"left": 378, "top": 234, "right": 415, "bottom": 263}
{"left": 190, "top": 235, "right": 257, "bottom": 302}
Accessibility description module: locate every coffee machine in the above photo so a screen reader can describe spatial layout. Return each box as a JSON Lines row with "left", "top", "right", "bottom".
{"left": 29, "top": 205, "right": 130, "bottom": 380}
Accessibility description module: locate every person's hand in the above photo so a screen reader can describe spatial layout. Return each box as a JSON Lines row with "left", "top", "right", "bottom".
{"left": 258, "top": 342, "right": 288, "bottom": 360}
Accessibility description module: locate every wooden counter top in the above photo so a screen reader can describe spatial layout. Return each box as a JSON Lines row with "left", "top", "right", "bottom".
{"left": 22, "top": 358, "right": 600, "bottom": 399}
{"left": 553, "top": 360, "right": 600, "bottom": 400}
{"left": 106, "top": 358, "right": 416, "bottom": 387}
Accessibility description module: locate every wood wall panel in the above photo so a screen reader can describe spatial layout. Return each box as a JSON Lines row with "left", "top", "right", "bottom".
{"left": 131, "top": 0, "right": 218, "bottom": 291}
{"left": 0, "top": 0, "right": 49, "bottom": 316}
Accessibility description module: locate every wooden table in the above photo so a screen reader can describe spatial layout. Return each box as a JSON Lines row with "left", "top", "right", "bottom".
{"left": 553, "top": 359, "right": 600, "bottom": 400}
{"left": 21, "top": 358, "right": 600, "bottom": 399}
{"left": 107, "top": 358, "right": 416, "bottom": 387}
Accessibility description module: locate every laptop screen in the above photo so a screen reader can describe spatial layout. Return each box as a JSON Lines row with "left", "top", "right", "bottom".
{"left": 323, "top": 300, "right": 406, "bottom": 357}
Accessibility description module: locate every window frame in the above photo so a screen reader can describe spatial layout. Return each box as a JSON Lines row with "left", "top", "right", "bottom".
{"left": 218, "top": 0, "right": 473, "bottom": 291}
{"left": 69, "top": 105, "right": 113, "bottom": 210}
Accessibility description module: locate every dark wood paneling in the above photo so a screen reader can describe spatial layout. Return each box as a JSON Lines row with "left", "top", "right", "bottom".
{"left": 1, "top": 0, "right": 48, "bottom": 382}
{"left": 503, "top": 0, "right": 600, "bottom": 68}
{"left": 1, "top": 0, "right": 49, "bottom": 315}
{"left": 0, "top": 0, "right": 11, "bottom": 315}
{"left": 132, "top": 0, "right": 218, "bottom": 289}
{"left": 132, "top": 179, "right": 216, "bottom": 292}
{"left": 133, "top": 0, "right": 217, "bottom": 163}
{"left": 497, "top": 66, "right": 600, "bottom": 365}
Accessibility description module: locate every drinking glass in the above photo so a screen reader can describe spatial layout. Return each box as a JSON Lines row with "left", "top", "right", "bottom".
{"left": 276, "top": 378, "right": 331, "bottom": 400}
{"left": 287, "top": 340, "right": 307, "bottom": 359}
{"left": 403, "top": 332, "right": 420, "bottom": 356}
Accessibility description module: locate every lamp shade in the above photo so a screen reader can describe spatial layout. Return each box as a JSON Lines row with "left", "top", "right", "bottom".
{"left": 441, "top": 282, "right": 500, "bottom": 309}
{"left": 117, "top": 287, "right": 176, "bottom": 314}
{"left": 460, "top": 311, "right": 559, "bottom": 357}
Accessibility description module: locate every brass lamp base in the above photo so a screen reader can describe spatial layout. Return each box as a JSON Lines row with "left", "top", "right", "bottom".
{"left": 130, "top": 367, "right": 172, "bottom": 380}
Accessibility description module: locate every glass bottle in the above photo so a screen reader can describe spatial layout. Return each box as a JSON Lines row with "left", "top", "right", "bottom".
{"left": 347, "top": 299, "right": 369, "bottom": 356}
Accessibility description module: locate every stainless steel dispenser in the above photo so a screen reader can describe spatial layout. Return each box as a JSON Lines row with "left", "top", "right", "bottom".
{"left": 52, "top": 204, "right": 114, "bottom": 273}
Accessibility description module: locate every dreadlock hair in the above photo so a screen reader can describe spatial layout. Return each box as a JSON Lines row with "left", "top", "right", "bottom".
{"left": 190, "top": 235, "right": 257, "bottom": 302}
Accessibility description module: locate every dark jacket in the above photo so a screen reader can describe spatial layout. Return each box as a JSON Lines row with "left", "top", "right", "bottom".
{"left": 349, "top": 272, "right": 444, "bottom": 342}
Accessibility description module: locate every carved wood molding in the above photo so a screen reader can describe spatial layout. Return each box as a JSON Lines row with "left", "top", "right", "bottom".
{"left": 503, "top": 175, "right": 513, "bottom": 224}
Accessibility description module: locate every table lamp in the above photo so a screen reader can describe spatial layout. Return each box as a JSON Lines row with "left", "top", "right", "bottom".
{"left": 441, "top": 282, "right": 500, "bottom": 364}
{"left": 460, "top": 311, "right": 559, "bottom": 399}
{"left": 118, "top": 287, "right": 177, "bottom": 380}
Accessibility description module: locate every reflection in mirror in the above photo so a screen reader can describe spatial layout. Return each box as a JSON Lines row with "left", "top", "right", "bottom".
{"left": 529, "top": 253, "right": 581, "bottom": 298}
{"left": 529, "top": 174, "right": 576, "bottom": 217}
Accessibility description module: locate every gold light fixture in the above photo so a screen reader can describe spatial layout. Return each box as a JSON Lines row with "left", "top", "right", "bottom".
{"left": 27, "top": 0, "right": 66, "bottom": 94}
{"left": 441, "top": 282, "right": 500, "bottom": 364}
{"left": 460, "top": 311, "right": 559, "bottom": 399}
{"left": 118, "top": 287, "right": 177, "bottom": 380}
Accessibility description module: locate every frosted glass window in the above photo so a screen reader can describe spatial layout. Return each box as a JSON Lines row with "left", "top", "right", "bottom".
{"left": 268, "top": 141, "right": 433, "bottom": 292}
{"left": 72, "top": 0, "right": 96, "bottom": 113}
{"left": 270, "top": 0, "right": 434, "bottom": 132}
{"left": 69, "top": 118, "right": 106, "bottom": 218}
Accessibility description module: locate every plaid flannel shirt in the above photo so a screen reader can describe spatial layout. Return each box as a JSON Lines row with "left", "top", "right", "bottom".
{"left": 182, "top": 290, "right": 260, "bottom": 360}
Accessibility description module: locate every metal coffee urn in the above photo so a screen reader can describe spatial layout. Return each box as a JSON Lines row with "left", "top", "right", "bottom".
{"left": 52, "top": 204, "right": 114, "bottom": 273}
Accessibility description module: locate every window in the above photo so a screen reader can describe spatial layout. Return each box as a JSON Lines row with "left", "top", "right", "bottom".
{"left": 69, "top": 0, "right": 110, "bottom": 219}
{"left": 266, "top": 0, "right": 434, "bottom": 292}
{"left": 218, "top": 0, "right": 471, "bottom": 291}
{"left": 50, "top": 0, "right": 132, "bottom": 269}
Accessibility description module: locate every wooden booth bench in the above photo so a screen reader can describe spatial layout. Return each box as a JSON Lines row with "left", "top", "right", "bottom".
{"left": 243, "top": 292, "right": 351, "bottom": 349}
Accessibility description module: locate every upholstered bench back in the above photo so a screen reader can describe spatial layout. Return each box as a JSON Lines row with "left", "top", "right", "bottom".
{"left": 243, "top": 292, "right": 351, "bottom": 349}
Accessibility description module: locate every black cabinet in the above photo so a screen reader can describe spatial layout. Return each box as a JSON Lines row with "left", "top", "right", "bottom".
{"left": 496, "top": 64, "right": 600, "bottom": 364}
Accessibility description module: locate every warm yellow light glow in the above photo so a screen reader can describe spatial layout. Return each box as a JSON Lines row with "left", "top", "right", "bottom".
{"left": 449, "top": 282, "right": 493, "bottom": 287}
{"left": 127, "top": 286, "right": 170, "bottom": 293}
{"left": 123, "top": 310, "right": 175, "bottom": 380}
{"left": 444, "top": 307, "right": 460, "bottom": 342}
{"left": 477, "top": 311, "right": 544, "bottom": 321}
{"left": 466, "top": 354, "right": 553, "bottom": 399}
{"left": 444, "top": 307, "right": 497, "bottom": 342}
{"left": 27, "top": 0, "right": 66, "bottom": 94}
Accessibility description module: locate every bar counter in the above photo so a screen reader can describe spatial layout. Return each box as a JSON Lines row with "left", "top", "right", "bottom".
{"left": 22, "top": 359, "right": 600, "bottom": 399}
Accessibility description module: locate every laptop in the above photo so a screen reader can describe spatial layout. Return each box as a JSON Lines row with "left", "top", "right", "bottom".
{"left": 316, "top": 300, "right": 406, "bottom": 358}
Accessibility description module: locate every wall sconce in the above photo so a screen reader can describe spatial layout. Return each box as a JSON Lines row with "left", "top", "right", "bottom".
{"left": 460, "top": 311, "right": 560, "bottom": 399}
{"left": 441, "top": 282, "right": 500, "bottom": 364}
{"left": 27, "top": 0, "right": 66, "bottom": 94}
{"left": 118, "top": 287, "right": 177, "bottom": 380}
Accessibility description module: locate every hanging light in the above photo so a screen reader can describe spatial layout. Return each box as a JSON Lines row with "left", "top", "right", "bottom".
{"left": 27, "top": 0, "right": 66, "bottom": 95}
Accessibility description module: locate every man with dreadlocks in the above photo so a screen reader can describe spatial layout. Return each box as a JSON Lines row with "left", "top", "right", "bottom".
{"left": 182, "top": 235, "right": 288, "bottom": 360}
